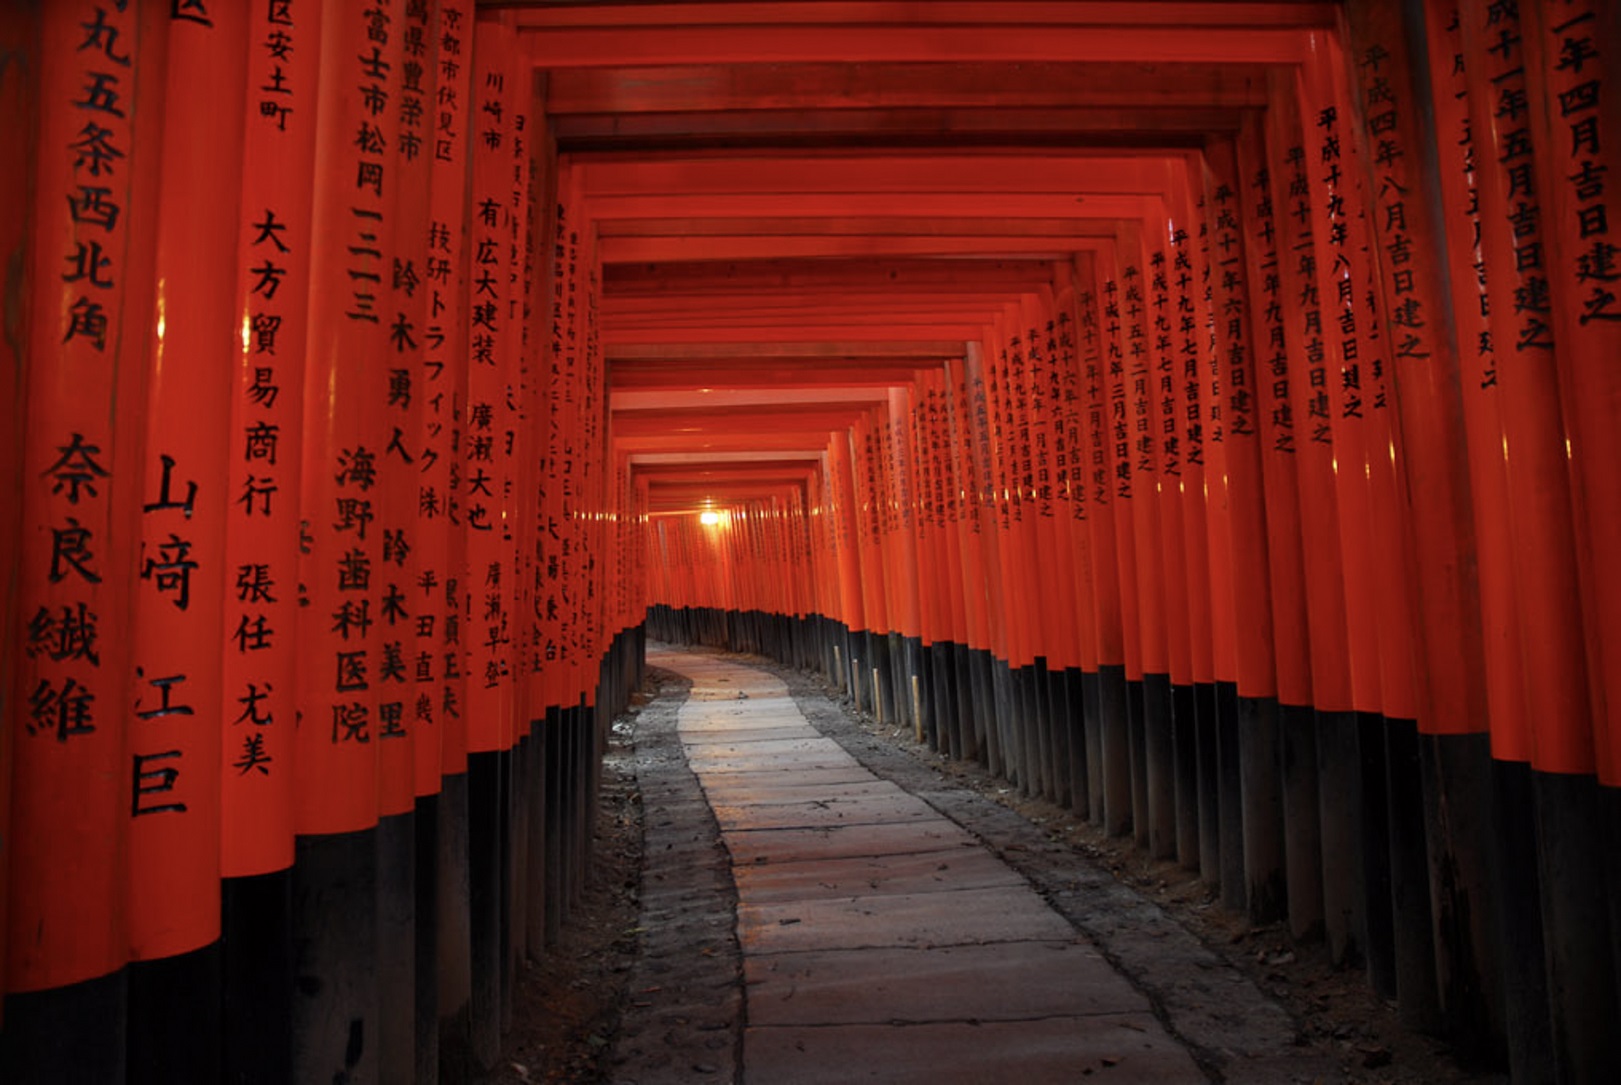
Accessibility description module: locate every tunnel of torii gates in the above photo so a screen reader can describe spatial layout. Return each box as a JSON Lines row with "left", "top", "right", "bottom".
{"left": 2, "top": 0, "right": 1621, "bottom": 1082}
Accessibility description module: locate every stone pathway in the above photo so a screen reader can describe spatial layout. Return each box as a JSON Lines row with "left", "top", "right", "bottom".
{"left": 654, "top": 648, "right": 1208, "bottom": 1085}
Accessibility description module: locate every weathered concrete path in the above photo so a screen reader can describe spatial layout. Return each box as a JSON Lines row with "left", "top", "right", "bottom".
{"left": 653, "top": 647, "right": 1207, "bottom": 1085}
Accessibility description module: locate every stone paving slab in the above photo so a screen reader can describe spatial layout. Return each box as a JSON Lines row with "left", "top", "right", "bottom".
{"left": 700, "top": 778, "right": 907, "bottom": 806}
{"left": 693, "top": 767, "right": 885, "bottom": 796}
{"left": 743, "top": 1015, "right": 1207, "bottom": 1085}
{"left": 679, "top": 725, "right": 826, "bottom": 744}
{"left": 684, "top": 738, "right": 847, "bottom": 761}
{"left": 682, "top": 751, "right": 858, "bottom": 775}
{"left": 744, "top": 941, "right": 1150, "bottom": 1026}
{"left": 721, "top": 819, "right": 981, "bottom": 865}
{"left": 738, "top": 884, "right": 1079, "bottom": 953}
{"left": 709, "top": 793, "right": 940, "bottom": 832}
{"left": 731, "top": 847, "right": 1025, "bottom": 902}
{"left": 684, "top": 707, "right": 810, "bottom": 723}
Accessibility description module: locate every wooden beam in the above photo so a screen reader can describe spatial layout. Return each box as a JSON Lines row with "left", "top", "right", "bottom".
{"left": 604, "top": 341, "right": 963, "bottom": 360}
{"left": 603, "top": 320, "right": 989, "bottom": 345}
{"left": 504, "top": 4, "right": 1337, "bottom": 31}
{"left": 598, "top": 234, "right": 1095, "bottom": 261}
{"left": 551, "top": 108, "right": 1242, "bottom": 153}
{"left": 573, "top": 152, "right": 1180, "bottom": 195}
{"left": 627, "top": 451, "right": 825, "bottom": 464}
{"left": 616, "top": 433, "right": 858, "bottom": 454}
{"left": 544, "top": 61, "right": 1271, "bottom": 114}
{"left": 515, "top": 25, "right": 1310, "bottom": 67}
{"left": 584, "top": 192, "right": 1160, "bottom": 220}
{"left": 602, "top": 257, "right": 1059, "bottom": 294}
{"left": 609, "top": 360, "right": 943, "bottom": 392}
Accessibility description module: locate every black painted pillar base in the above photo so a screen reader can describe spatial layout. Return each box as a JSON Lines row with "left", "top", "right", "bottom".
{"left": 377, "top": 808, "right": 417, "bottom": 1083}
{"left": 523, "top": 725, "right": 548, "bottom": 962}
{"left": 437, "top": 770, "right": 475, "bottom": 1084}
{"left": 1419, "top": 733, "right": 1503, "bottom": 1066}
{"left": 1082, "top": 670, "right": 1105, "bottom": 825}
{"left": 930, "top": 642, "right": 955, "bottom": 757}
{"left": 415, "top": 793, "right": 441, "bottom": 1085}
{"left": 1317, "top": 708, "right": 1366, "bottom": 968}
{"left": 1046, "top": 663, "right": 1073, "bottom": 810}
{"left": 1019, "top": 663, "right": 1041, "bottom": 798}
{"left": 543, "top": 706, "right": 566, "bottom": 948}
{"left": 1126, "top": 676, "right": 1149, "bottom": 849}
{"left": 467, "top": 751, "right": 503, "bottom": 1070}
{"left": 1360, "top": 713, "right": 1397, "bottom": 999}
{"left": 1384, "top": 718, "right": 1440, "bottom": 1033}
{"left": 1143, "top": 673, "right": 1175, "bottom": 860}
{"left": 0, "top": 969, "right": 126, "bottom": 1083}
{"left": 128, "top": 941, "right": 222, "bottom": 1084}
{"left": 223, "top": 868, "right": 293, "bottom": 1085}
{"left": 1099, "top": 665, "right": 1132, "bottom": 838}
{"left": 1279, "top": 703, "right": 1323, "bottom": 942}
{"left": 1195, "top": 682, "right": 1220, "bottom": 886}
{"left": 1533, "top": 769, "right": 1621, "bottom": 1083}
{"left": 988, "top": 657, "right": 1012, "bottom": 782}
{"left": 1216, "top": 681, "right": 1244, "bottom": 913}
{"left": 1488, "top": 759, "right": 1555, "bottom": 1083}
{"left": 292, "top": 829, "right": 379, "bottom": 1084}
{"left": 1065, "top": 668, "right": 1089, "bottom": 819}
{"left": 953, "top": 642, "right": 979, "bottom": 762}
{"left": 1171, "top": 681, "right": 1199, "bottom": 871}
{"left": 1239, "top": 695, "right": 1285, "bottom": 924}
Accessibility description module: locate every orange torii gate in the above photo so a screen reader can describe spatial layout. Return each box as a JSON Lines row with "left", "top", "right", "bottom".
{"left": 3, "top": 2, "right": 1620, "bottom": 1082}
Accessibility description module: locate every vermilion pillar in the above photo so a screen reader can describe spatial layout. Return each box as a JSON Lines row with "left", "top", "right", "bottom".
{"left": 222, "top": 0, "right": 320, "bottom": 885}
{"left": 465, "top": 15, "right": 517, "bottom": 755}
{"left": 10, "top": 0, "right": 154, "bottom": 1012}
{"left": 127, "top": 0, "right": 248, "bottom": 976}
{"left": 422, "top": 0, "right": 474, "bottom": 800}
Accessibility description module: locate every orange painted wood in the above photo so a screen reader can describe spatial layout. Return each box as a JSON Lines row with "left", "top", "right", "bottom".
{"left": 955, "top": 351, "right": 992, "bottom": 656}
{"left": 1417, "top": 0, "right": 1519, "bottom": 751}
{"left": 1159, "top": 172, "right": 1215, "bottom": 689}
{"left": 1459, "top": 0, "right": 1593, "bottom": 774}
{"left": 1263, "top": 68, "right": 1353, "bottom": 715}
{"left": 517, "top": 25, "right": 1311, "bottom": 69}
{"left": 221, "top": 0, "right": 320, "bottom": 878}
{"left": 1117, "top": 221, "right": 1170, "bottom": 681}
{"left": 1203, "top": 140, "right": 1278, "bottom": 702}
{"left": 127, "top": 2, "right": 249, "bottom": 963}
{"left": 1074, "top": 252, "right": 1126, "bottom": 673}
{"left": 1303, "top": 33, "right": 1420, "bottom": 723}
{"left": 8, "top": 0, "right": 157, "bottom": 994}
{"left": 514, "top": 2, "right": 1338, "bottom": 31}
{"left": 420, "top": 0, "right": 475, "bottom": 784}
{"left": 1190, "top": 184, "right": 1237, "bottom": 691}
{"left": 1234, "top": 115, "right": 1313, "bottom": 711}
{"left": 376, "top": 0, "right": 437, "bottom": 814}
{"left": 463, "top": 14, "right": 518, "bottom": 747}
{"left": 599, "top": 234, "right": 1114, "bottom": 262}
{"left": 0, "top": 0, "right": 38, "bottom": 1007}
{"left": 607, "top": 258, "right": 1059, "bottom": 294}
{"left": 554, "top": 106, "right": 1244, "bottom": 150}
{"left": 296, "top": 0, "right": 399, "bottom": 834}
{"left": 544, "top": 60, "right": 1271, "bottom": 115}
{"left": 575, "top": 153, "right": 1187, "bottom": 197}
{"left": 1522, "top": 0, "right": 1621, "bottom": 783}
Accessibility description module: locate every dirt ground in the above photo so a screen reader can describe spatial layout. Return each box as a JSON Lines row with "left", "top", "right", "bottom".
{"left": 486, "top": 653, "right": 1506, "bottom": 1085}
{"left": 481, "top": 704, "right": 650, "bottom": 1085}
